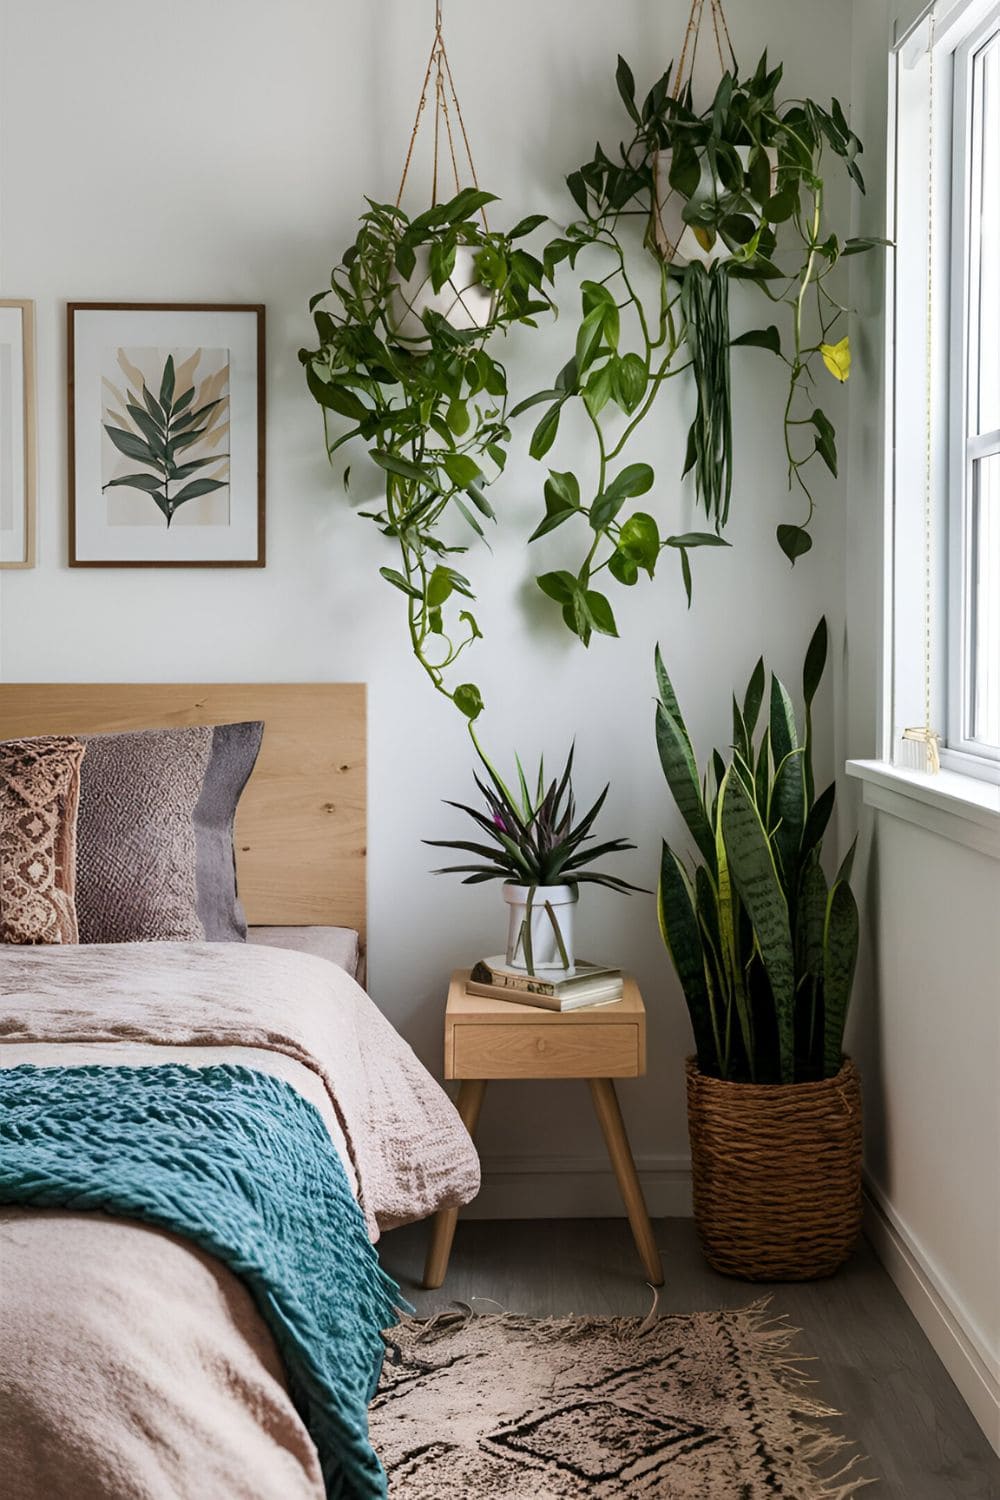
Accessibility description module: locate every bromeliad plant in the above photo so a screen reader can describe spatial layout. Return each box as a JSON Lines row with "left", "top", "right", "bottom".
{"left": 425, "top": 747, "right": 645, "bottom": 971}
{"left": 516, "top": 53, "right": 880, "bottom": 643}
{"left": 655, "top": 618, "right": 859, "bottom": 1085}
{"left": 300, "top": 186, "right": 552, "bottom": 729}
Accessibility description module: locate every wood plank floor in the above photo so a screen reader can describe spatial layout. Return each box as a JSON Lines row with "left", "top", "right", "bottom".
{"left": 379, "top": 1217, "right": 1000, "bottom": 1500}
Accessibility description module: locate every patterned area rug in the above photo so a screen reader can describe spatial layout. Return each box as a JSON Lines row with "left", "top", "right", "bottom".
{"left": 372, "top": 1304, "right": 870, "bottom": 1498}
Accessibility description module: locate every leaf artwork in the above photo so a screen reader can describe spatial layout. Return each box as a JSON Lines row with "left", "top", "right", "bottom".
{"left": 101, "top": 348, "right": 231, "bottom": 527}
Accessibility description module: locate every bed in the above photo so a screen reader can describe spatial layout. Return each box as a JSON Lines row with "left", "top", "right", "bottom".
{"left": 0, "top": 684, "right": 480, "bottom": 1500}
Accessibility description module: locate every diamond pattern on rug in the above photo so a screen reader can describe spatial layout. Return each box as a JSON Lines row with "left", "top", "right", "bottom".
{"left": 372, "top": 1307, "right": 870, "bottom": 1498}
{"left": 485, "top": 1397, "right": 716, "bottom": 1478}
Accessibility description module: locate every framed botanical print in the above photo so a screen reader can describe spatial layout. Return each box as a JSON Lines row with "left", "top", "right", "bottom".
{"left": 68, "top": 303, "right": 265, "bottom": 567}
{"left": 0, "top": 299, "right": 36, "bottom": 569}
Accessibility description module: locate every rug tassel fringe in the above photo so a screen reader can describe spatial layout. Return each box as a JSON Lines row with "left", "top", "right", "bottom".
{"left": 388, "top": 1296, "right": 873, "bottom": 1494}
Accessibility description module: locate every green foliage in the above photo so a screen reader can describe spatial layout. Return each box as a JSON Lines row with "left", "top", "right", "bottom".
{"left": 425, "top": 745, "right": 646, "bottom": 894}
{"left": 517, "top": 52, "right": 882, "bottom": 640}
{"left": 655, "top": 617, "right": 860, "bottom": 1084}
{"left": 300, "top": 187, "right": 553, "bottom": 723}
{"left": 102, "top": 354, "right": 228, "bottom": 527}
{"left": 680, "top": 262, "right": 733, "bottom": 527}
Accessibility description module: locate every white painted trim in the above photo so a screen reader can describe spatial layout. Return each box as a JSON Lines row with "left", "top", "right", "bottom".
{"left": 464, "top": 1152, "right": 693, "bottom": 1221}
{"left": 463, "top": 1152, "right": 1000, "bottom": 1456}
{"left": 847, "top": 757, "right": 1000, "bottom": 857}
{"left": 864, "top": 1179, "right": 1000, "bottom": 1455}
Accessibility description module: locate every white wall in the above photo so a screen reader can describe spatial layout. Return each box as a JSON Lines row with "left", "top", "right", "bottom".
{"left": 846, "top": 0, "right": 1000, "bottom": 1449}
{"left": 0, "top": 0, "right": 852, "bottom": 1210}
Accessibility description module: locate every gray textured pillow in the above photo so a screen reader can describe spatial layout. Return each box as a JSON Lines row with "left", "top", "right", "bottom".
{"left": 75, "top": 721, "right": 262, "bottom": 944}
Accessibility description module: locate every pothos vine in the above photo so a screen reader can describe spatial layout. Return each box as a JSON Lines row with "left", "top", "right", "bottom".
{"left": 301, "top": 55, "right": 882, "bottom": 731}
{"left": 300, "top": 186, "right": 552, "bottom": 740}
{"left": 513, "top": 52, "right": 883, "bottom": 644}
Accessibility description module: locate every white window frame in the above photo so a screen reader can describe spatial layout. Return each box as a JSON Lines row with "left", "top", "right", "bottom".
{"left": 848, "top": 0, "right": 1000, "bottom": 849}
{"left": 945, "top": 10, "right": 1000, "bottom": 775}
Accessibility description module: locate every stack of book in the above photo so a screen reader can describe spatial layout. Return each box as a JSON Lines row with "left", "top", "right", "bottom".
{"left": 467, "top": 956, "right": 623, "bottom": 1011}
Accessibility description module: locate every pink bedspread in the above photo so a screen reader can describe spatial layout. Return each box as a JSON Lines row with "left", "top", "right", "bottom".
{"left": 0, "top": 942, "right": 479, "bottom": 1498}
{"left": 0, "top": 941, "right": 479, "bottom": 1233}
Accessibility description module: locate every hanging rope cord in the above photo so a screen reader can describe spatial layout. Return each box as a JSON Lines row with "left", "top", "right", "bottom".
{"left": 903, "top": 8, "right": 941, "bottom": 773}
{"left": 671, "top": 0, "right": 738, "bottom": 99}
{"left": 395, "top": 1, "right": 488, "bottom": 229}
{"left": 654, "top": 1, "right": 738, "bottom": 263}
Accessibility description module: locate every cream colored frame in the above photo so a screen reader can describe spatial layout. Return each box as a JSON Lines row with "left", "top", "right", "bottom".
{"left": 0, "top": 298, "right": 36, "bottom": 569}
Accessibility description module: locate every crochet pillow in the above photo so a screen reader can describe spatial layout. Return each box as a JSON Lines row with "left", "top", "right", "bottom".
{"left": 0, "top": 736, "right": 85, "bottom": 944}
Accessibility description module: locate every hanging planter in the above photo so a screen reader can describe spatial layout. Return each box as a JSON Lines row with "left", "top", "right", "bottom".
{"left": 387, "top": 242, "right": 496, "bottom": 342}
{"left": 650, "top": 145, "right": 777, "bottom": 268}
{"left": 300, "top": 0, "right": 551, "bottom": 734}
{"left": 515, "top": 0, "right": 885, "bottom": 648}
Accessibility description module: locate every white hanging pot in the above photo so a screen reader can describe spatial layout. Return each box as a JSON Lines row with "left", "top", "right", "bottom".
{"left": 650, "top": 145, "right": 778, "bottom": 269}
{"left": 502, "top": 883, "right": 578, "bottom": 973}
{"left": 387, "top": 243, "right": 495, "bottom": 344}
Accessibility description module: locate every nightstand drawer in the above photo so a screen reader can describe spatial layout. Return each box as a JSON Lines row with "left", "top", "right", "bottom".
{"left": 452, "top": 1022, "right": 641, "bottom": 1079}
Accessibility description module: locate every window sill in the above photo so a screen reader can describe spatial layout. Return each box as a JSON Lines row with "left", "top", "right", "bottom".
{"left": 846, "top": 760, "right": 1000, "bottom": 860}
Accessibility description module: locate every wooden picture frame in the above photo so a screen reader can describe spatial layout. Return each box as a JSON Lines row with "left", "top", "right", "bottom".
{"left": 0, "top": 299, "right": 36, "bottom": 569}
{"left": 68, "top": 302, "right": 265, "bottom": 567}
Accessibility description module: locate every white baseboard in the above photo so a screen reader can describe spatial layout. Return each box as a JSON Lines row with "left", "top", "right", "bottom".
{"left": 863, "top": 1178, "right": 1000, "bottom": 1456}
{"left": 461, "top": 1154, "right": 999, "bottom": 1456}
{"left": 464, "top": 1152, "right": 693, "bottom": 1220}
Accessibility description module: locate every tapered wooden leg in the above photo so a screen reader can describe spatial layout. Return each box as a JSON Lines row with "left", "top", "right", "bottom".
{"left": 588, "top": 1077, "right": 664, "bottom": 1285}
{"left": 422, "top": 1079, "right": 487, "bottom": 1289}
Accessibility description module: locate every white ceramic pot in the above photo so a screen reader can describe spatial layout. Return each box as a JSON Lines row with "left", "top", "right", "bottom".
{"left": 650, "top": 145, "right": 778, "bottom": 268}
{"left": 502, "top": 883, "right": 579, "bottom": 973}
{"left": 387, "top": 243, "right": 495, "bottom": 344}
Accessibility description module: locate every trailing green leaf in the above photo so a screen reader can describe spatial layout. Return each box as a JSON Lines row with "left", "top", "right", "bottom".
{"left": 520, "top": 51, "right": 879, "bottom": 616}
{"left": 301, "top": 184, "right": 555, "bottom": 733}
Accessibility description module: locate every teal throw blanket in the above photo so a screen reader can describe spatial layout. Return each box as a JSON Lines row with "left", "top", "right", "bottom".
{"left": 0, "top": 1064, "right": 401, "bottom": 1500}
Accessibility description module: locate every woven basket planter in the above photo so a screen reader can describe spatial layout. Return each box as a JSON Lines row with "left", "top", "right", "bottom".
{"left": 686, "top": 1057, "right": 863, "bottom": 1281}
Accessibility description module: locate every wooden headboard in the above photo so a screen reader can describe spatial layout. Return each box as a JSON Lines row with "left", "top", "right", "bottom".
{"left": 0, "top": 684, "right": 366, "bottom": 937}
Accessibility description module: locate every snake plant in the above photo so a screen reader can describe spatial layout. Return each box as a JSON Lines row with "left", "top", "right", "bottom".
{"left": 655, "top": 617, "right": 859, "bottom": 1084}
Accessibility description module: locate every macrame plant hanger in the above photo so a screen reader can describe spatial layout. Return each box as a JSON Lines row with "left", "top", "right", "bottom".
{"left": 670, "top": 0, "right": 737, "bottom": 101}
{"left": 395, "top": 0, "right": 487, "bottom": 228}
{"left": 901, "top": 7, "right": 942, "bottom": 774}
{"left": 652, "top": 0, "right": 738, "bottom": 262}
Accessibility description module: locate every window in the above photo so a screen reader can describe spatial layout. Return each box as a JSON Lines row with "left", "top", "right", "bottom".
{"left": 950, "top": 15, "right": 1000, "bottom": 762}
{"left": 886, "top": 1, "right": 1000, "bottom": 787}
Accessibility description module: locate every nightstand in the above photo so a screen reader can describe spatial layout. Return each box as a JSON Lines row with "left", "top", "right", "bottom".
{"left": 423, "top": 970, "right": 663, "bottom": 1288}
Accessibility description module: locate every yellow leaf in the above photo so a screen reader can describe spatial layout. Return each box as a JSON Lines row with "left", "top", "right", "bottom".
{"left": 820, "top": 336, "right": 851, "bottom": 382}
